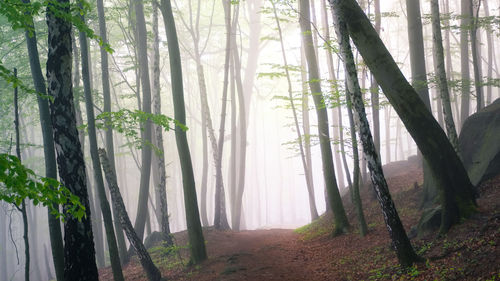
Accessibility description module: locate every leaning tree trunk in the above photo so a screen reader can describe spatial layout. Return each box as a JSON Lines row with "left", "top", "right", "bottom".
{"left": 329, "top": 0, "right": 477, "bottom": 234}
{"left": 430, "top": 0, "right": 460, "bottom": 153}
{"left": 159, "top": 0, "right": 208, "bottom": 264}
{"left": 272, "top": 1, "right": 318, "bottom": 221}
{"left": 79, "top": 15, "right": 124, "bottom": 280}
{"left": 46, "top": 0, "right": 99, "bottom": 278}
{"left": 22, "top": 1, "right": 64, "bottom": 278}
{"left": 330, "top": 3, "right": 421, "bottom": 266}
{"left": 99, "top": 150, "right": 162, "bottom": 281}
{"left": 96, "top": 0, "right": 128, "bottom": 263}
{"left": 299, "top": 0, "right": 349, "bottom": 234}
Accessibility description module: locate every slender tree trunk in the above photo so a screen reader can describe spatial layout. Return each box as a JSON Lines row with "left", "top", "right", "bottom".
{"left": 152, "top": 0, "right": 173, "bottom": 245}
{"left": 133, "top": 0, "right": 154, "bottom": 243}
{"left": 96, "top": 0, "right": 128, "bottom": 264}
{"left": 99, "top": 150, "right": 162, "bottom": 281}
{"left": 22, "top": 2, "right": 64, "bottom": 278}
{"left": 330, "top": 0, "right": 477, "bottom": 233}
{"left": 430, "top": 0, "right": 460, "bottom": 153}
{"left": 14, "top": 68, "right": 30, "bottom": 281}
{"left": 79, "top": 15, "right": 124, "bottom": 279}
{"left": 330, "top": 4, "right": 420, "bottom": 265}
{"left": 460, "top": 0, "right": 472, "bottom": 126}
{"left": 272, "top": 1, "right": 318, "bottom": 221}
{"left": 321, "top": 0, "right": 345, "bottom": 193}
{"left": 299, "top": 0, "right": 349, "bottom": 235}
{"left": 46, "top": 0, "right": 99, "bottom": 277}
{"left": 483, "top": 0, "right": 493, "bottom": 105}
{"left": 371, "top": 0, "right": 381, "bottom": 155}
{"left": 469, "top": 0, "right": 483, "bottom": 111}
{"left": 159, "top": 0, "right": 207, "bottom": 263}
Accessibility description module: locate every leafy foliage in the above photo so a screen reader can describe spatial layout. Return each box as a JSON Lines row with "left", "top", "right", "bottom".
{"left": 95, "top": 109, "right": 187, "bottom": 152}
{"left": 0, "top": 153, "right": 86, "bottom": 220}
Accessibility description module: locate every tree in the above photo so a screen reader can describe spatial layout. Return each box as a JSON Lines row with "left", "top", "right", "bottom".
{"left": 299, "top": 0, "right": 349, "bottom": 235}
{"left": 99, "top": 149, "right": 162, "bottom": 281}
{"left": 159, "top": 0, "right": 207, "bottom": 264}
{"left": 469, "top": 0, "right": 483, "bottom": 111}
{"left": 78, "top": 12, "right": 124, "bottom": 279}
{"left": 430, "top": 0, "right": 460, "bottom": 153}
{"left": 271, "top": 0, "right": 318, "bottom": 221}
{"left": 460, "top": 0, "right": 472, "bottom": 126}
{"left": 46, "top": 0, "right": 99, "bottom": 277}
{"left": 330, "top": 2, "right": 420, "bottom": 266}
{"left": 328, "top": 0, "right": 477, "bottom": 233}
{"left": 96, "top": 0, "right": 129, "bottom": 262}
{"left": 21, "top": 0, "right": 64, "bottom": 277}
{"left": 133, "top": 0, "right": 154, "bottom": 243}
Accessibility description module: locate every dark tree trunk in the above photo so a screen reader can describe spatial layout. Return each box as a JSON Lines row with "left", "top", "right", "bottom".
{"left": 22, "top": 1, "right": 64, "bottom": 278}
{"left": 159, "top": 0, "right": 208, "bottom": 264}
{"left": 99, "top": 150, "right": 162, "bottom": 281}
{"left": 46, "top": 0, "right": 99, "bottom": 278}
{"left": 460, "top": 0, "right": 472, "bottom": 126}
{"left": 152, "top": 0, "right": 173, "bottom": 245}
{"left": 329, "top": 0, "right": 477, "bottom": 233}
{"left": 430, "top": 0, "right": 460, "bottom": 153}
{"left": 79, "top": 14, "right": 124, "bottom": 280}
{"left": 133, "top": 0, "right": 154, "bottom": 243}
{"left": 299, "top": 0, "right": 349, "bottom": 234}
{"left": 469, "top": 0, "right": 483, "bottom": 111}
{"left": 96, "top": 0, "right": 129, "bottom": 264}
{"left": 330, "top": 3, "right": 420, "bottom": 266}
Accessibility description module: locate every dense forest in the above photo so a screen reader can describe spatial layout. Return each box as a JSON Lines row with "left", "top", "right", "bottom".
{"left": 0, "top": 0, "right": 499, "bottom": 280}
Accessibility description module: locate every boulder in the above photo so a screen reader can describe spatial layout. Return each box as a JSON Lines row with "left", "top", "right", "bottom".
{"left": 459, "top": 98, "right": 500, "bottom": 186}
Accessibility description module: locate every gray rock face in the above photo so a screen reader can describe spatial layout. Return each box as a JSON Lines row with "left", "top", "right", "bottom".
{"left": 459, "top": 98, "right": 500, "bottom": 186}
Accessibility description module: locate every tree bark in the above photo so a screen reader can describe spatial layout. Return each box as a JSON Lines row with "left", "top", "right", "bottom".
{"left": 469, "top": 0, "right": 483, "bottom": 111}
{"left": 99, "top": 149, "right": 162, "bottom": 281}
{"left": 46, "top": 0, "right": 99, "bottom": 277}
{"left": 299, "top": 0, "right": 349, "bottom": 234}
{"left": 483, "top": 0, "right": 494, "bottom": 105}
{"left": 159, "top": 0, "right": 207, "bottom": 263}
{"left": 329, "top": 0, "right": 477, "bottom": 233}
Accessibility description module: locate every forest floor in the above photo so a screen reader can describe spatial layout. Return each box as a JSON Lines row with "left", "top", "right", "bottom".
{"left": 100, "top": 158, "right": 500, "bottom": 280}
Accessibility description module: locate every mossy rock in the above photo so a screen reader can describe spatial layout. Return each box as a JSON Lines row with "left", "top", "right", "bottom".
{"left": 417, "top": 205, "right": 442, "bottom": 237}
{"left": 459, "top": 98, "right": 500, "bottom": 187}
{"left": 144, "top": 231, "right": 164, "bottom": 249}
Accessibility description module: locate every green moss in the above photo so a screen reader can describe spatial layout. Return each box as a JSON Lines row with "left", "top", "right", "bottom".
{"left": 294, "top": 214, "right": 334, "bottom": 240}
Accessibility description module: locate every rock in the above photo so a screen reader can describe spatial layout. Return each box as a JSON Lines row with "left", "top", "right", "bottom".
{"left": 459, "top": 98, "right": 500, "bottom": 187}
{"left": 143, "top": 231, "right": 164, "bottom": 249}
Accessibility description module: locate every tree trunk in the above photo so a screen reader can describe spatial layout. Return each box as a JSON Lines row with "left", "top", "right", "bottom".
{"left": 159, "top": 0, "right": 207, "bottom": 264}
{"left": 0, "top": 206, "right": 7, "bottom": 281}
{"left": 46, "top": 0, "right": 99, "bottom": 277}
{"left": 22, "top": 1, "right": 64, "bottom": 278}
{"left": 133, "top": 0, "right": 154, "bottom": 243}
{"left": 299, "top": 0, "right": 349, "bottom": 234}
{"left": 329, "top": 0, "right": 477, "bottom": 233}
{"left": 96, "top": 0, "right": 129, "bottom": 264}
{"left": 430, "top": 0, "right": 460, "bottom": 153}
{"left": 330, "top": 3, "right": 420, "bottom": 265}
{"left": 99, "top": 150, "right": 162, "bottom": 281}
{"left": 152, "top": 0, "right": 173, "bottom": 245}
{"left": 79, "top": 15, "right": 124, "bottom": 279}
{"left": 271, "top": 1, "right": 318, "bottom": 221}
{"left": 469, "top": 0, "right": 483, "bottom": 111}
{"left": 483, "top": 0, "right": 493, "bottom": 105}
{"left": 460, "top": 0, "right": 472, "bottom": 126}
{"left": 371, "top": 0, "right": 381, "bottom": 155}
